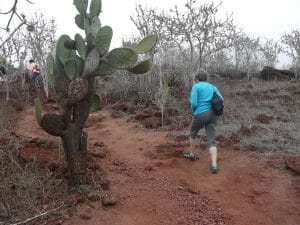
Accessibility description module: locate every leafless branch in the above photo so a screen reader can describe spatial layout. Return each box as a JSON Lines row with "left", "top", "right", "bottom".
{"left": 0, "top": 19, "right": 26, "bottom": 49}
{"left": 0, "top": 0, "right": 18, "bottom": 15}
{"left": 8, "top": 204, "right": 65, "bottom": 225}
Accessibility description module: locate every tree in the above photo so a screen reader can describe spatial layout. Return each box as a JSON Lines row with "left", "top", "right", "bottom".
{"left": 281, "top": 30, "right": 300, "bottom": 77}
{"left": 36, "top": 0, "right": 158, "bottom": 186}
{"left": 130, "top": 0, "right": 235, "bottom": 69}
{"left": 0, "top": 0, "right": 34, "bottom": 49}
{"left": 260, "top": 38, "right": 281, "bottom": 67}
{"left": 1, "top": 11, "right": 57, "bottom": 99}
{"left": 231, "top": 32, "right": 261, "bottom": 77}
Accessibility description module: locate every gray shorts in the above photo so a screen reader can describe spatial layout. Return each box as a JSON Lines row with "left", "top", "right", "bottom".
{"left": 190, "top": 110, "right": 217, "bottom": 147}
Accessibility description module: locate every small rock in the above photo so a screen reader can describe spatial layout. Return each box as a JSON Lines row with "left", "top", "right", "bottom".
{"left": 79, "top": 206, "right": 93, "bottom": 220}
{"left": 102, "top": 193, "right": 118, "bottom": 207}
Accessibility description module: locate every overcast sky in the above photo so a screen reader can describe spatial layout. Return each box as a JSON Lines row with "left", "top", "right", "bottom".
{"left": 1, "top": 0, "right": 300, "bottom": 66}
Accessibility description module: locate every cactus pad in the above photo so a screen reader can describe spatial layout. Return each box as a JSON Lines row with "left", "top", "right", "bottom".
{"left": 90, "top": 0, "right": 102, "bottom": 19}
{"left": 91, "top": 17, "right": 102, "bottom": 38}
{"left": 134, "top": 34, "right": 158, "bottom": 54}
{"left": 56, "top": 35, "right": 72, "bottom": 64}
{"left": 73, "top": 0, "right": 88, "bottom": 15}
{"left": 128, "top": 59, "right": 153, "bottom": 74}
{"left": 75, "top": 14, "right": 85, "bottom": 29}
{"left": 90, "top": 94, "right": 101, "bottom": 112}
{"left": 75, "top": 33, "right": 87, "bottom": 59}
{"left": 41, "top": 114, "right": 66, "bottom": 137}
{"left": 95, "top": 26, "right": 113, "bottom": 56}
{"left": 96, "top": 62, "right": 116, "bottom": 76}
{"left": 64, "top": 59, "right": 78, "bottom": 80}
{"left": 68, "top": 78, "right": 89, "bottom": 103}
{"left": 105, "top": 48, "right": 138, "bottom": 69}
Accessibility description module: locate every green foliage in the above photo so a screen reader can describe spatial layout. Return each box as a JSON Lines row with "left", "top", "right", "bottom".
{"left": 74, "top": 55, "right": 84, "bottom": 76}
{"left": 105, "top": 48, "right": 138, "bottom": 69}
{"left": 54, "top": 54, "right": 65, "bottom": 74}
{"left": 90, "top": 94, "right": 102, "bottom": 112}
{"left": 34, "top": 98, "right": 42, "bottom": 126}
{"left": 90, "top": 17, "right": 101, "bottom": 38}
{"left": 128, "top": 59, "right": 153, "bottom": 74}
{"left": 46, "top": 55, "right": 54, "bottom": 76}
{"left": 73, "top": 0, "right": 88, "bottom": 15}
{"left": 75, "top": 33, "right": 87, "bottom": 59}
{"left": 96, "top": 62, "right": 116, "bottom": 76}
{"left": 95, "top": 26, "right": 113, "bottom": 56}
{"left": 75, "top": 14, "right": 85, "bottom": 29}
{"left": 56, "top": 35, "right": 72, "bottom": 64}
{"left": 64, "top": 39, "right": 76, "bottom": 50}
{"left": 90, "top": 0, "right": 102, "bottom": 19}
{"left": 134, "top": 34, "right": 158, "bottom": 54}
{"left": 46, "top": 55, "right": 55, "bottom": 85}
{"left": 64, "top": 59, "right": 78, "bottom": 80}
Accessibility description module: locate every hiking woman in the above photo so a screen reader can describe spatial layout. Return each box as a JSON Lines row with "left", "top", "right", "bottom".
{"left": 184, "top": 69, "right": 224, "bottom": 174}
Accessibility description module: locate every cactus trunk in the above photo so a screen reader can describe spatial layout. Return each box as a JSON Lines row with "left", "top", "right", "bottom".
{"left": 62, "top": 123, "right": 88, "bottom": 185}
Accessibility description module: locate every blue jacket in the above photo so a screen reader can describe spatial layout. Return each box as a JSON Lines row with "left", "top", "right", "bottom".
{"left": 190, "top": 81, "right": 224, "bottom": 116}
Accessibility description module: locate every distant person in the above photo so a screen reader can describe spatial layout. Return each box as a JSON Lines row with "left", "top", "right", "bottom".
{"left": 28, "top": 59, "right": 40, "bottom": 87}
{"left": 182, "top": 69, "right": 224, "bottom": 174}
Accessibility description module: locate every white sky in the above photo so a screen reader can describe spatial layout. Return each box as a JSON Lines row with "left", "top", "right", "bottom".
{"left": 1, "top": 0, "right": 300, "bottom": 65}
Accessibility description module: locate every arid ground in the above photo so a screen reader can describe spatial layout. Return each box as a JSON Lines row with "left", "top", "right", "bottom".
{"left": 11, "top": 96, "right": 299, "bottom": 225}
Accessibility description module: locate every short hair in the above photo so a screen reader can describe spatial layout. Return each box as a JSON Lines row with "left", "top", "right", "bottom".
{"left": 194, "top": 69, "right": 209, "bottom": 82}
{"left": 29, "top": 59, "right": 34, "bottom": 63}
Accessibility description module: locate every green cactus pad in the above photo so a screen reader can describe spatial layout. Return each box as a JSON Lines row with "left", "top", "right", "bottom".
{"left": 54, "top": 55, "right": 65, "bottom": 74}
{"left": 73, "top": 0, "right": 88, "bottom": 15}
{"left": 64, "top": 59, "right": 78, "bottom": 80}
{"left": 41, "top": 114, "right": 66, "bottom": 137}
{"left": 34, "top": 98, "right": 42, "bottom": 126}
{"left": 46, "top": 55, "right": 55, "bottom": 85}
{"left": 127, "top": 59, "right": 153, "bottom": 74}
{"left": 96, "top": 61, "right": 116, "bottom": 76}
{"left": 74, "top": 55, "right": 84, "bottom": 76}
{"left": 82, "top": 49, "right": 100, "bottom": 76}
{"left": 64, "top": 39, "right": 77, "bottom": 50}
{"left": 90, "top": 94, "right": 101, "bottom": 112}
{"left": 95, "top": 26, "right": 113, "bottom": 56}
{"left": 56, "top": 35, "right": 72, "bottom": 64}
{"left": 75, "top": 34, "right": 87, "bottom": 59}
{"left": 105, "top": 48, "right": 138, "bottom": 69}
{"left": 134, "top": 34, "right": 158, "bottom": 54}
{"left": 46, "top": 54, "right": 54, "bottom": 76}
{"left": 90, "top": 0, "right": 102, "bottom": 19}
{"left": 91, "top": 17, "right": 101, "bottom": 38}
{"left": 75, "top": 14, "right": 85, "bottom": 29}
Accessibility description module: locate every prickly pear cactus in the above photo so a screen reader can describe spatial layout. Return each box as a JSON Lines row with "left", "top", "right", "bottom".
{"left": 37, "top": 0, "right": 158, "bottom": 186}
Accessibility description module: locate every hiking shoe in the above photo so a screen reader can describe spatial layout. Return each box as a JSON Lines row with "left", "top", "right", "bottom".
{"left": 211, "top": 165, "right": 219, "bottom": 174}
{"left": 182, "top": 150, "right": 197, "bottom": 161}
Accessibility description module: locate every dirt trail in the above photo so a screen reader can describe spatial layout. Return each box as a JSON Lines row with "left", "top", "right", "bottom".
{"left": 15, "top": 106, "right": 300, "bottom": 225}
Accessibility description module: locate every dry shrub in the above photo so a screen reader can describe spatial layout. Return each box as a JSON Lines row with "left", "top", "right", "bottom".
{"left": 0, "top": 100, "right": 69, "bottom": 224}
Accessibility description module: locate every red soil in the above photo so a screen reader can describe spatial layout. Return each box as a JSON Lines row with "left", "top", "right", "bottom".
{"left": 14, "top": 105, "right": 300, "bottom": 225}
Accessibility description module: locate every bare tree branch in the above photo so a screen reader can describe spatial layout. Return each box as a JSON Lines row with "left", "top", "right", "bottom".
{"left": 0, "top": 19, "right": 26, "bottom": 49}
{"left": 8, "top": 204, "right": 65, "bottom": 225}
{"left": 0, "top": 0, "right": 18, "bottom": 15}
